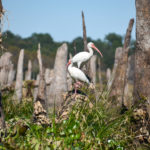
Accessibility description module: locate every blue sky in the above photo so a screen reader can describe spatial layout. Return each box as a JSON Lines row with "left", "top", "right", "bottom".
{"left": 3, "top": 0, "right": 135, "bottom": 42}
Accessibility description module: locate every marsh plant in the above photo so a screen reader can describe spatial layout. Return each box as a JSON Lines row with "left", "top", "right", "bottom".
{"left": 1, "top": 87, "right": 135, "bottom": 150}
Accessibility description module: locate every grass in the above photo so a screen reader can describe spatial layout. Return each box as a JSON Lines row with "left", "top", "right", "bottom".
{"left": 0, "top": 87, "right": 136, "bottom": 150}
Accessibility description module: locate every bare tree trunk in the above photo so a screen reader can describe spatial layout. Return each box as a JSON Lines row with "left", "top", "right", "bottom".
{"left": 108, "top": 47, "right": 123, "bottom": 91}
{"left": 37, "top": 43, "right": 42, "bottom": 74}
{"left": 33, "top": 47, "right": 49, "bottom": 125}
{"left": 45, "top": 68, "right": 51, "bottom": 101}
{"left": 134, "top": 0, "right": 150, "bottom": 115}
{"left": 109, "top": 19, "right": 134, "bottom": 107}
{"left": 82, "top": 11, "right": 87, "bottom": 52}
{"left": 45, "top": 68, "right": 51, "bottom": 84}
{"left": 15, "top": 49, "right": 24, "bottom": 102}
{"left": 82, "top": 11, "right": 90, "bottom": 76}
{"left": 7, "top": 64, "right": 15, "bottom": 86}
{"left": 106, "top": 68, "right": 111, "bottom": 90}
{"left": 25, "top": 60, "right": 32, "bottom": 80}
{"left": 33, "top": 43, "right": 43, "bottom": 102}
{"left": 48, "top": 43, "right": 68, "bottom": 112}
{"left": 0, "top": 52, "right": 13, "bottom": 86}
{"left": 33, "top": 74, "right": 40, "bottom": 102}
{"left": 90, "top": 55, "right": 97, "bottom": 85}
{"left": 123, "top": 55, "right": 135, "bottom": 108}
{"left": 97, "top": 58, "right": 103, "bottom": 90}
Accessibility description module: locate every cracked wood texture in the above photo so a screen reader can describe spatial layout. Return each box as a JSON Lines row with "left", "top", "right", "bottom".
{"left": 15, "top": 49, "right": 24, "bottom": 102}
{"left": 110, "top": 19, "right": 134, "bottom": 107}
{"left": 134, "top": 0, "right": 150, "bottom": 113}
{"left": 48, "top": 43, "right": 68, "bottom": 111}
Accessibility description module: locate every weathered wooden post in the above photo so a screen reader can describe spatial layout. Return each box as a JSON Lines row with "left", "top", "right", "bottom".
{"left": 134, "top": 0, "right": 150, "bottom": 115}
{"left": 7, "top": 64, "right": 15, "bottom": 86}
{"left": 0, "top": 52, "right": 13, "bottom": 86}
{"left": 106, "top": 68, "right": 111, "bottom": 89}
{"left": 90, "top": 55, "right": 97, "bottom": 85}
{"left": 48, "top": 43, "right": 68, "bottom": 112}
{"left": 82, "top": 11, "right": 90, "bottom": 75}
{"left": 108, "top": 47, "right": 123, "bottom": 91}
{"left": 15, "top": 49, "right": 24, "bottom": 102}
{"left": 97, "top": 58, "right": 103, "bottom": 89}
{"left": 123, "top": 55, "right": 135, "bottom": 108}
{"left": 25, "top": 60, "right": 32, "bottom": 80}
{"left": 33, "top": 43, "right": 49, "bottom": 125}
{"left": 109, "top": 19, "right": 134, "bottom": 107}
{"left": 33, "top": 74, "right": 40, "bottom": 102}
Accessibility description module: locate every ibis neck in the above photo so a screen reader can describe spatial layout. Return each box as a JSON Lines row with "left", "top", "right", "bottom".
{"left": 68, "top": 63, "right": 73, "bottom": 70}
{"left": 88, "top": 47, "right": 94, "bottom": 57}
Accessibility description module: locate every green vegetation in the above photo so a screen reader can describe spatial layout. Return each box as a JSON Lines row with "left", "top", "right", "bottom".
{"left": 2, "top": 31, "right": 135, "bottom": 75}
{"left": 1, "top": 87, "right": 135, "bottom": 150}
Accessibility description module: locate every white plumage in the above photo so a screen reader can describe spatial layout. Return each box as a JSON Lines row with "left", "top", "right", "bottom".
{"left": 72, "top": 42, "right": 103, "bottom": 68}
{"left": 67, "top": 60, "right": 89, "bottom": 84}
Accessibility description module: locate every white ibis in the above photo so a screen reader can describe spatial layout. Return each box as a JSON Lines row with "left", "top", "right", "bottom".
{"left": 71, "top": 42, "right": 103, "bottom": 68}
{"left": 67, "top": 59, "right": 90, "bottom": 94}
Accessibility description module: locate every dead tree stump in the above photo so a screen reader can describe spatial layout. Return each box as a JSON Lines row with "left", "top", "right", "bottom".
{"left": 48, "top": 43, "right": 68, "bottom": 112}
{"left": 33, "top": 45, "right": 49, "bottom": 125}
{"left": 15, "top": 49, "right": 24, "bottom": 102}
{"left": 90, "top": 55, "right": 97, "bottom": 85}
{"left": 0, "top": 52, "right": 13, "bottom": 86}
{"left": 134, "top": 0, "right": 150, "bottom": 117}
{"left": 109, "top": 19, "right": 134, "bottom": 108}
{"left": 25, "top": 60, "right": 32, "bottom": 81}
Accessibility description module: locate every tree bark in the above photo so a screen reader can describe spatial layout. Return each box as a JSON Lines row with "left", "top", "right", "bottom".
{"left": 48, "top": 43, "right": 68, "bottom": 112}
{"left": 109, "top": 18, "right": 134, "bottom": 107}
{"left": 82, "top": 11, "right": 90, "bottom": 77}
{"left": 7, "top": 64, "right": 15, "bottom": 86}
{"left": 25, "top": 60, "right": 32, "bottom": 80}
{"left": 123, "top": 55, "right": 135, "bottom": 108}
{"left": 82, "top": 11, "right": 87, "bottom": 52}
{"left": 0, "top": 52, "right": 13, "bottom": 86}
{"left": 106, "top": 68, "right": 111, "bottom": 90}
{"left": 33, "top": 74, "right": 40, "bottom": 102}
{"left": 90, "top": 55, "right": 97, "bottom": 85}
{"left": 97, "top": 58, "right": 103, "bottom": 90}
{"left": 15, "top": 49, "right": 24, "bottom": 102}
{"left": 134, "top": 0, "right": 150, "bottom": 115}
{"left": 33, "top": 46, "right": 49, "bottom": 125}
{"left": 108, "top": 47, "right": 123, "bottom": 91}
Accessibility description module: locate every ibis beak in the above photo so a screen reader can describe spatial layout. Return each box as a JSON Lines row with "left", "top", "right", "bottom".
{"left": 92, "top": 45, "right": 103, "bottom": 57}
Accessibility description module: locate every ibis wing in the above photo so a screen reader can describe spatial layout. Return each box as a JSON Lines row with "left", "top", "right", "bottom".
{"left": 70, "top": 67, "right": 89, "bottom": 84}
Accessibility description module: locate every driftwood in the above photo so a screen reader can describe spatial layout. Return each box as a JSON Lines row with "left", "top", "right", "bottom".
{"left": 15, "top": 49, "right": 24, "bottom": 102}
{"left": 25, "top": 60, "right": 32, "bottom": 80}
{"left": 109, "top": 18, "right": 134, "bottom": 107}
{"left": 48, "top": 43, "right": 68, "bottom": 112}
